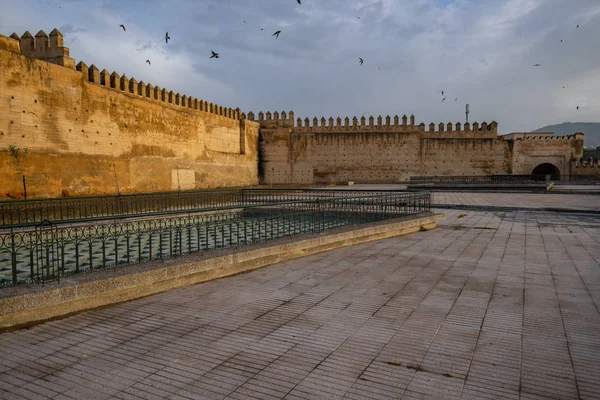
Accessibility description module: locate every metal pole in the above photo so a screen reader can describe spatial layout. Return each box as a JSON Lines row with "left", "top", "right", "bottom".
{"left": 22, "top": 175, "right": 28, "bottom": 224}
{"left": 22, "top": 175, "right": 27, "bottom": 200}
{"left": 113, "top": 164, "right": 120, "bottom": 196}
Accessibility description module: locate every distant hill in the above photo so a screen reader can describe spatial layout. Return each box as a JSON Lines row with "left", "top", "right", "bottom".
{"left": 533, "top": 122, "right": 600, "bottom": 148}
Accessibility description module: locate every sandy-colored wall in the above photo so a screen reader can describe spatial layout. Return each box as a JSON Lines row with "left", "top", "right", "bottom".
{"left": 258, "top": 113, "right": 509, "bottom": 184}
{"left": 570, "top": 156, "right": 599, "bottom": 177}
{"left": 0, "top": 36, "right": 259, "bottom": 199}
{"left": 510, "top": 134, "right": 583, "bottom": 179}
{"left": 419, "top": 132, "right": 511, "bottom": 177}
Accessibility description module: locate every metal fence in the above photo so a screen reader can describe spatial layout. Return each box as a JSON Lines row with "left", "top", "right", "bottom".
{"left": 0, "top": 188, "right": 416, "bottom": 229}
{"left": 409, "top": 175, "right": 551, "bottom": 184}
{"left": 0, "top": 191, "right": 431, "bottom": 286}
{"left": 0, "top": 189, "right": 245, "bottom": 229}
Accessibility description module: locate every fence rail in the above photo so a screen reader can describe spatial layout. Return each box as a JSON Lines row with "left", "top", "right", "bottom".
{"left": 0, "top": 192, "right": 431, "bottom": 286}
{"left": 409, "top": 175, "right": 552, "bottom": 184}
{"left": 0, "top": 188, "right": 414, "bottom": 229}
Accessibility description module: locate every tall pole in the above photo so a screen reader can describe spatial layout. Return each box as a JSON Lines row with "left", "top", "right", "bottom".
{"left": 22, "top": 175, "right": 27, "bottom": 201}
{"left": 113, "top": 164, "right": 120, "bottom": 196}
{"left": 466, "top": 104, "right": 470, "bottom": 124}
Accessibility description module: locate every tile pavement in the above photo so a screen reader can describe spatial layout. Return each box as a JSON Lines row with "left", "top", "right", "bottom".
{"left": 433, "top": 192, "right": 600, "bottom": 212}
{"left": 0, "top": 207, "right": 599, "bottom": 399}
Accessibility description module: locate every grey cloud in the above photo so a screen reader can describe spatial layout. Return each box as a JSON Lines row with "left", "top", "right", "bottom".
{"left": 2, "top": 0, "right": 599, "bottom": 137}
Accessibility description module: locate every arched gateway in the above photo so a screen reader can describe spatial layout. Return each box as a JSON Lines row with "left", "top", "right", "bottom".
{"left": 532, "top": 163, "right": 560, "bottom": 180}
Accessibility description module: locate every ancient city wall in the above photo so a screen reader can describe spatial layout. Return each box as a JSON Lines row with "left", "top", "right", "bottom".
{"left": 0, "top": 29, "right": 590, "bottom": 196}
{"left": 0, "top": 30, "right": 259, "bottom": 199}
{"left": 571, "top": 157, "right": 600, "bottom": 179}
{"left": 255, "top": 110, "right": 510, "bottom": 184}
{"left": 571, "top": 156, "right": 600, "bottom": 180}
{"left": 510, "top": 134, "right": 584, "bottom": 179}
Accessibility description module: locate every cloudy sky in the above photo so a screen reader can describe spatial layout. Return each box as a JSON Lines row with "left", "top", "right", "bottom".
{"left": 2, "top": 0, "right": 599, "bottom": 135}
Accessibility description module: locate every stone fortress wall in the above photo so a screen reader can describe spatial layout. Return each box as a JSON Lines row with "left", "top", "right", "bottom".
{"left": 572, "top": 157, "right": 600, "bottom": 175}
{"left": 0, "top": 28, "right": 590, "bottom": 198}
{"left": 0, "top": 30, "right": 260, "bottom": 199}
{"left": 254, "top": 111, "right": 585, "bottom": 185}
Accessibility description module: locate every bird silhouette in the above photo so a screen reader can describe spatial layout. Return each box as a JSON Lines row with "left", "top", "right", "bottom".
{"left": 454, "top": 98, "right": 458, "bottom": 102}
{"left": 441, "top": 90, "right": 444, "bottom": 96}
{"left": 165, "top": 32, "right": 170, "bottom": 44}
{"left": 442, "top": 97, "right": 446, "bottom": 102}
{"left": 576, "top": 106, "right": 579, "bottom": 110}
{"left": 210, "top": 51, "right": 219, "bottom": 59}
{"left": 146, "top": 59, "right": 151, "bottom": 65}
{"left": 533, "top": 64, "right": 541, "bottom": 67}
{"left": 273, "top": 30, "right": 281, "bottom": 38}
{"left": 359, "top": 58, "right": 364, "bottom": 65}
{"left": 560, "top": 39, "right": 563, "bottom": 42}
{"left": 119, "top": 24, "right": 126, "bottom": 31}
{"left": 577, "top": 24, "right": 579, "bottom": 28}
{"left": 297, "top": 0, "right": 301, "bottom": 3}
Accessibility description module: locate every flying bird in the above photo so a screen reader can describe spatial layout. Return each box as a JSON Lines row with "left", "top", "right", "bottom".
{"left": 576, "top": 106, "right": 579, "bottom": 110}
{"left": 146, "top": 59, "right": 151, "bottom": 65}
{"left": 442, "top": 97, "right": 446, "bottom": 102}
{"left": 560, "top": 39, "right": 563, "bottom": 42}
{"left": 165, "top": 32, "right": 170, "bottom": 44}
{"left": 454, "top": 98, "right": 458, "bottom": 102}
{"left": 297, "top": 0, "right": 301, "bottom": 3}
{"left": 273, "top": 30, "right": 281, "bottom": 38}
{"left": 577, "top": 24, "right": 579, "bottom": 28}
{"left": 533, "top": 64, "right": 541, "bottom": 67}
{"left": 359, "top": 58, "right": 364, "bottom": 65}
{"left": 441, "top": 90, "right": 444, "bottom": 96}
{"left": 210, "top": 51, "right": 219, "bottom": 59}
{"left": 119, "top": 24, "right": 126, "bottom": 31}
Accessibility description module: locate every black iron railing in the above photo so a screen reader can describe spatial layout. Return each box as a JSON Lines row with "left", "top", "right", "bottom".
{"left": 0, "top": 191, "right": 431, "bottom": 286}
{"left": 409, "top": 175, "right": 551, "bottom": 184}
{"left": 0, "top": 189, "right": 246, "bottom": 229}
{"left": 0, "top": 188, "right": 415, "bottom": 229}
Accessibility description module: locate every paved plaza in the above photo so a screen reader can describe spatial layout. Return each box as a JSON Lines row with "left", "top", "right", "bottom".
{"left": 315, "top": 183, "right": 600, "bottom": 212}
{"left": 0, "top": 197, "right": 599, "bottom": 399}
{"left": 433, "top": 192, "right": 600, "bottom": 212}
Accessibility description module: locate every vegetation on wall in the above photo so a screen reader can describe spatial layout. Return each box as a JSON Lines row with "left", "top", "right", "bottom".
{"left": 7, "top": 144, "right": 29, "bottom": 174}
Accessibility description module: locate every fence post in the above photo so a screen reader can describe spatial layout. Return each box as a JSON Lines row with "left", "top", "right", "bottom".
{"left": 10, "top": 229, "right": 17, "bottom": 284}
{"left": 320, "top": 198, "right": 325, "bottom": 232}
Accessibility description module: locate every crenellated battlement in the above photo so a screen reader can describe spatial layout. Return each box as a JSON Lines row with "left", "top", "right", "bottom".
{"left": 75, "top": 61, "right": 241, "bottom": 121}
{"left": 573, "top": 157, "right": 600, "bottom": 168}
{"left": 2, "top": 29, "right": 242, "bottom": 121}
{"left": 516, "top": 133, "right": 584, "bottom": 141}
{"left": 10, "top": 29, "right": 76, "bottom": 68}
{"left": 249, "top": 111, "right": 498, "bottom": 135}
{"left": 243, "top": 110, "right": 295, "bottom": 129}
